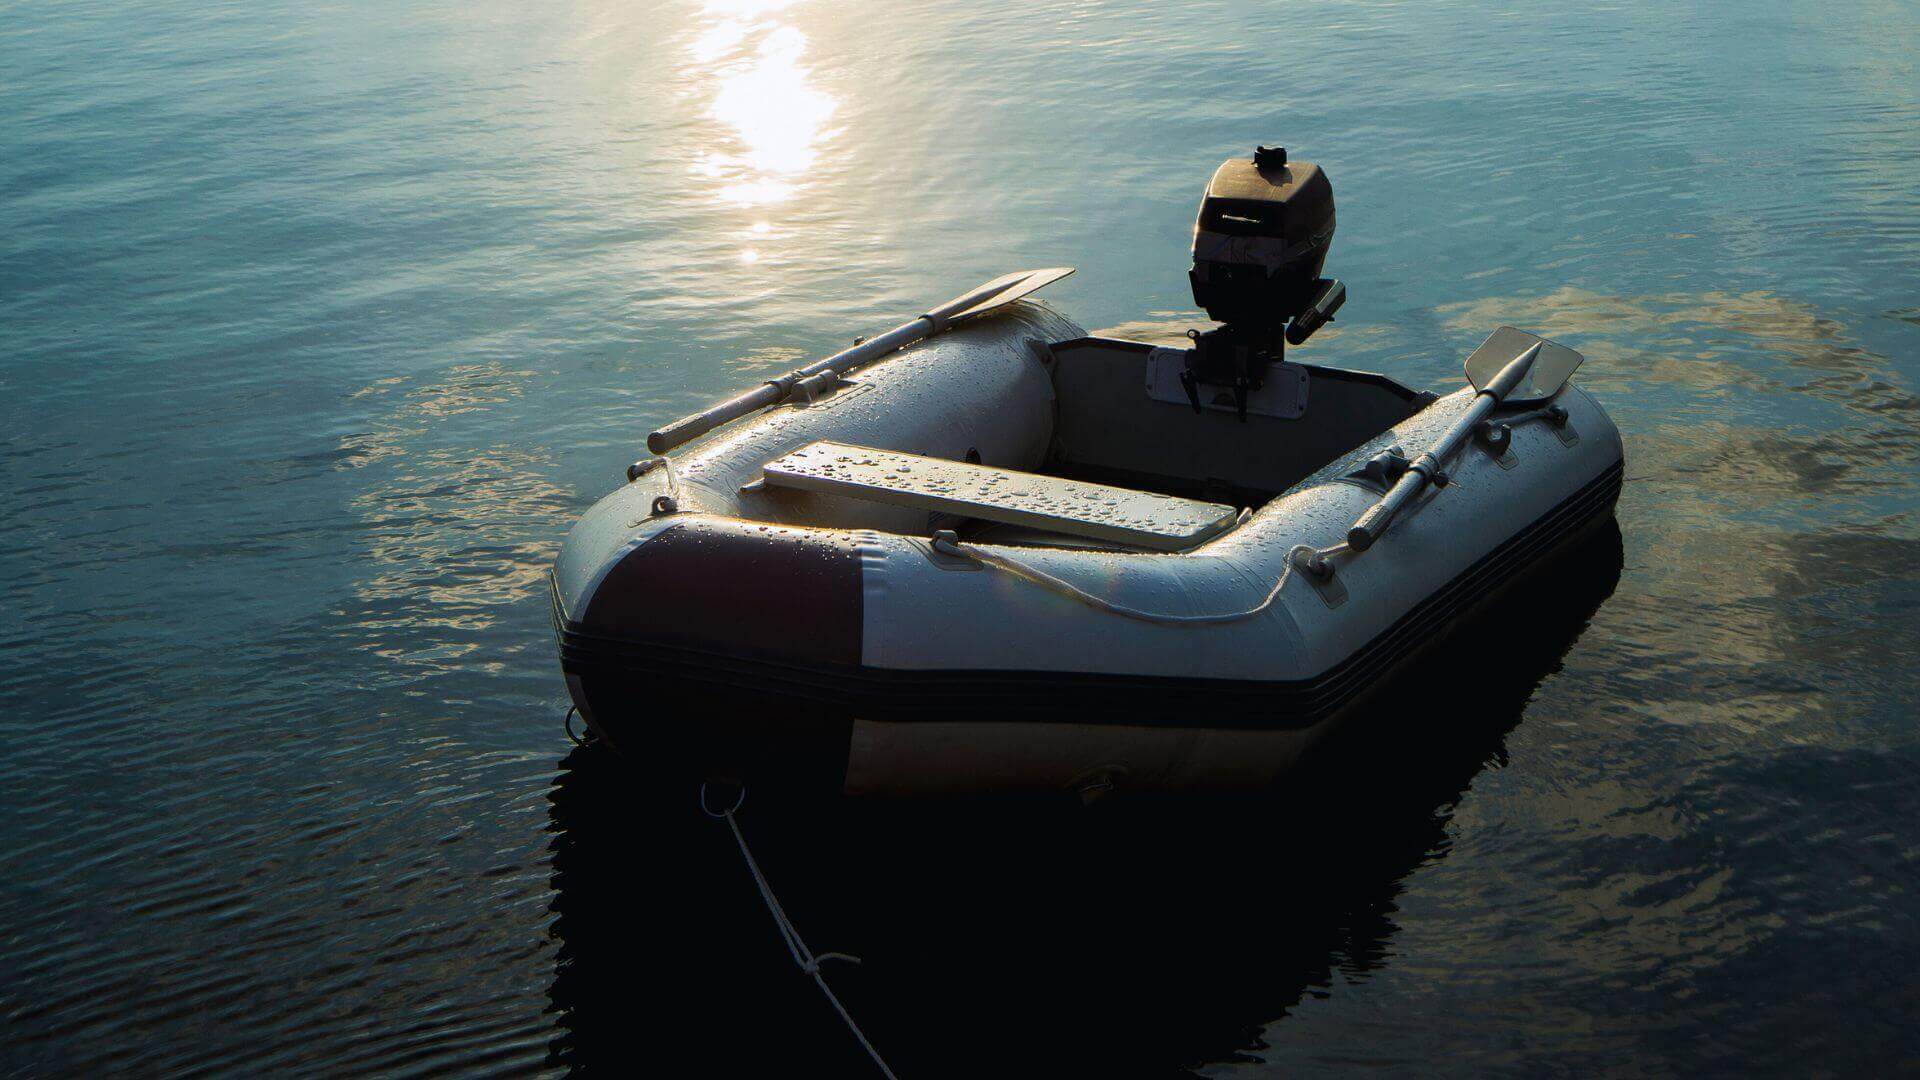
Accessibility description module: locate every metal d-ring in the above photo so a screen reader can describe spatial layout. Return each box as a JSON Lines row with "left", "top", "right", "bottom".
{"left": 1289, "top": 543, "right": 1337, "bottom": 582}
{"left": 563, "top": 705, "right": 592, "bottom": 747}
{"left": 699, "top": 781, "right": 747, "bottom": 817}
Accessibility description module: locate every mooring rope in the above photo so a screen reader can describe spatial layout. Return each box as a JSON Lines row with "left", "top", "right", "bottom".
{"left": 929, "top": 534, "right": 1347, "bottom": 626}
{"left": 630, "top": 455, "right": 684, "bottom": 515}
{"left": 701, "top": 784, "right": 898, "bottom": 1079}
{"left": 656, "top": 455, "right": 682, "bottom": 503}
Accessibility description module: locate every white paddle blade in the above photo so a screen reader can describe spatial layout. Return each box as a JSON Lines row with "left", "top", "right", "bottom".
{"left": 930, "top": 267, "right": 1075, "bottom": 325}
{"left": 1465, "top": 326, "right": 1584, "bottom": 404}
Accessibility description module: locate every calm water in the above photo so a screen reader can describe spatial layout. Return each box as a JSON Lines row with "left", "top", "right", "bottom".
{"left": 4, "top": 0, "right": 1918, "bottom": 1074}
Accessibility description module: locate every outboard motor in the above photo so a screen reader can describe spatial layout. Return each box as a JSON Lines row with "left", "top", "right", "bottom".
{"left": 1183, "top": 145, "right": 1347, "bottom": 419}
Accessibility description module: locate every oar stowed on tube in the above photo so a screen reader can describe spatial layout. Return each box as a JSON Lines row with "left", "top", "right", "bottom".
{"left": 1346, "top": 326, "right": 1586, "bottom": 552}
{"left": 647, "top": 267, "right": 1075, "bottom": 455}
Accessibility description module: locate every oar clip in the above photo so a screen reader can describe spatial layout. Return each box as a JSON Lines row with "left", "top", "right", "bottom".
{"left": 1345, "top": 327, "right": 1585, "bottom": 552}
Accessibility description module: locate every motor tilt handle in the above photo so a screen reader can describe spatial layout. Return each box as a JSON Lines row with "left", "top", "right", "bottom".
{"left": 1346, "top": 342, "right": 1542, "bottom": 552}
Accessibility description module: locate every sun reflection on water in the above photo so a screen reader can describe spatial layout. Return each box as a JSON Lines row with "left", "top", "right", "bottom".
{"left": 688, "top": 0, "right": 837, "bottom": 210}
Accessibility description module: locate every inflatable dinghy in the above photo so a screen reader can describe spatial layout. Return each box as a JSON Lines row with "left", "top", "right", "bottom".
{"left": 552, "top": 149, "right": 1623, "bottom": 796}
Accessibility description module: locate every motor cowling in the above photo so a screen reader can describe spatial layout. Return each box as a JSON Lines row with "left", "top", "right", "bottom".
{"left": 1189, "top": 146, "right": 1335, "bottom": 328}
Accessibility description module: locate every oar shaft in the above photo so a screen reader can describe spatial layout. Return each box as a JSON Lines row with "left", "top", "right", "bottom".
{"left": 646, "top": 382, "right": 785, "bottom": 455}
{"left": 789, "top": 319, "right": 931, "bottom": 384}
{"left": 1345, "top": 342, "right": 1543, "bottom": 552}
{"left": 1347, "top": 467, "right": 1427, "bottom": 551}
{"left": 643, "top": 268, "right": 1073, "bottom": 456}
{"left": 1347, "top": 394, "right": 1496, "bottom": 550}
{"left": 647, "top": 318, "right": 932, "bottom": 454}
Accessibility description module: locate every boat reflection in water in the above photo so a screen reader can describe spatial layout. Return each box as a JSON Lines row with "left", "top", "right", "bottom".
{"left": 545, "top": 519, "right": 1624, "bottom": 1076}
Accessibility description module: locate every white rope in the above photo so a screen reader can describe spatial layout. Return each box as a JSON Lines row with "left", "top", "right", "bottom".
{"left": 655, "top": 455, "right": 681, "bottom": 502}
{"left": 702, "top": 785, "right": 898, "bottom": 1079}
{"left": 633, "top": 455, "right": 685, "bottom": 513}
{"left": 930, "top": 534, "right": 1347, "bottom": 626}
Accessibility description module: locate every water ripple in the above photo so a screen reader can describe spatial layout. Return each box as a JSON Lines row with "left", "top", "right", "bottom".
{"left": 4, "top": 0, "right": 1919, "bottom": 1074}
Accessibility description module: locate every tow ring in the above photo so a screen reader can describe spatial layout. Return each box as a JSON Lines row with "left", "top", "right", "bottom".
{"left": 699, "top": 781, "right": 746, "bottom": 817}
{"left": 563, "top": 706, "right": 595, "bottom": 747}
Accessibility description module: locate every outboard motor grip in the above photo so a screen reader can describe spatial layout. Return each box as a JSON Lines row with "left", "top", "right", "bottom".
{"left": 1285, "top": 278, "right": 1346, "bottom": 345}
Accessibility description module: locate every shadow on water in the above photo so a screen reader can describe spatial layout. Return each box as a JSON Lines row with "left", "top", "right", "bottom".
{"left": 545, "top": 520, "right": 1625, "bottom": 1077}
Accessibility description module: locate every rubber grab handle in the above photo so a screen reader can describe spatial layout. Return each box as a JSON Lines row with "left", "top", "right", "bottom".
{"left": 1347, "top": 502, "right": 1390, "bottom": 552}
{"left": 1347, "top": 470, "right": 1428, "bottom": 551}
{"left": 648, "top": 381, "right": 785, "bottom": 454}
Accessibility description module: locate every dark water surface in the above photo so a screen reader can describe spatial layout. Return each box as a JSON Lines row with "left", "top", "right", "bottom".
{"left": 5, "top": 0, "right": 1918, "bottom": 1075}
